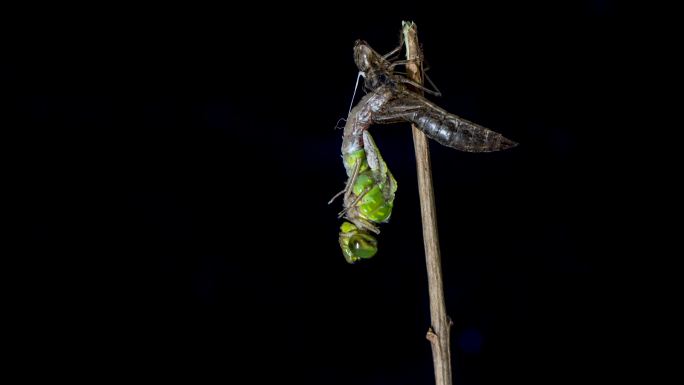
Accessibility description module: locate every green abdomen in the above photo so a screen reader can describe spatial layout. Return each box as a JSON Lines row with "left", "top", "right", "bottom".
{"left": 344, "top": 149, "right": 395, "bottom": 224}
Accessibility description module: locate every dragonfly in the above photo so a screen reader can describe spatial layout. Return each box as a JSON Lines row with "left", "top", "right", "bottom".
{"left": 331, "top": 38, "right": 517, "bottom": 264}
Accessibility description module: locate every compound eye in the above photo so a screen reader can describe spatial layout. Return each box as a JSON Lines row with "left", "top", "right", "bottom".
{"left": 349, "top": 233, "right": 378, "bottom": 259}
{"left": 354, "top": 45, "right": 374, "bottom": 72}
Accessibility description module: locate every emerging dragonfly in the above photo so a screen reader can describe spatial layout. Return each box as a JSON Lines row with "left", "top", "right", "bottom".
{"left": 331, "top": 38, "right": 517, "bottom": 264}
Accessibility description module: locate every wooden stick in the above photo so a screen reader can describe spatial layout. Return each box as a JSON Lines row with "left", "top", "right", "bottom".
{"left": 402, "top": 21, "right": 453, "bottom": 385}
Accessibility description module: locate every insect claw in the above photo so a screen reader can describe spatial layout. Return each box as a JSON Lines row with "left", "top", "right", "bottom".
{"left": 328, "top": 188, "right": 346, "bottom": 205}
{"left": 333, "top": 117, "right": 347, "bottom": 130}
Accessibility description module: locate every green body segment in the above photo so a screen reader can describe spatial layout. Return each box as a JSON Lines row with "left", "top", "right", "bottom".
{"left": 343, "top": 146, "right": 396, "bottom": 225}
{"left": 339, "top": 132, "right": 397, "bottom": 263}
{"left": 359, "top": 184, "right": 393, "bottom": 222}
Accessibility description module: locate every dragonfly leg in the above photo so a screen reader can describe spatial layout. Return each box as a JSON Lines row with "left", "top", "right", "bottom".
{"left": 388, "top": 59, "right": 412, "bottom": 69}
{"left": 347, "top": 215, "right": 380, "bottom": 234}
{"left": 338, "top": 184, "right": 371, "bottom": 218}
{"left": 343, "top": 158, "right": 362, "bottom": 202}
{"left": 328, "top": 188, "right": 346, "bottom": 205}
{"left": 387, "top": 43, "right": 440, "bottom": 96}
{"left": 422, "top": 70, "right": 442, "bottom": 97}
{"left": 382, "top": 37, "right": 405, "bottom": 61}
{"left": 396, "top": 77, "right": 442, "bottom": 97}
{"left": 328, "top": 158, "right": 362, "bottom": 205}
{"left": 333, "top": 117, "right": 346, "bottom": 130}
{"left": 372, "top": 98, "right": 427, "bottom": 124}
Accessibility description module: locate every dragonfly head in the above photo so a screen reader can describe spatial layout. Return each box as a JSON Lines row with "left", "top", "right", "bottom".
{"left": 354, "top": 40, "right": 392, "bottom": 91}
{"left": 354, "top": 40, "right": 382, "bottom": 73}
{"left": 339, "top": 221, "right": 378, "bottom": 264}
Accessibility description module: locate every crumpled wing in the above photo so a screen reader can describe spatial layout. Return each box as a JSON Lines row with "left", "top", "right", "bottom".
{"left": 362, "top": 131, "right": 397, "bottom": 200}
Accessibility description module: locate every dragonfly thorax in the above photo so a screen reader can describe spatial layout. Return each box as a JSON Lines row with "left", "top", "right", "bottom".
{"left": 363, "top": 70, "right": 392, "bottom": 92}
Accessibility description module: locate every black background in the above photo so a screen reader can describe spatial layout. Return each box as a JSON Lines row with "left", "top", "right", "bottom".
{"left": 16, "top": 1, "right": 637, "bottom": 384}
